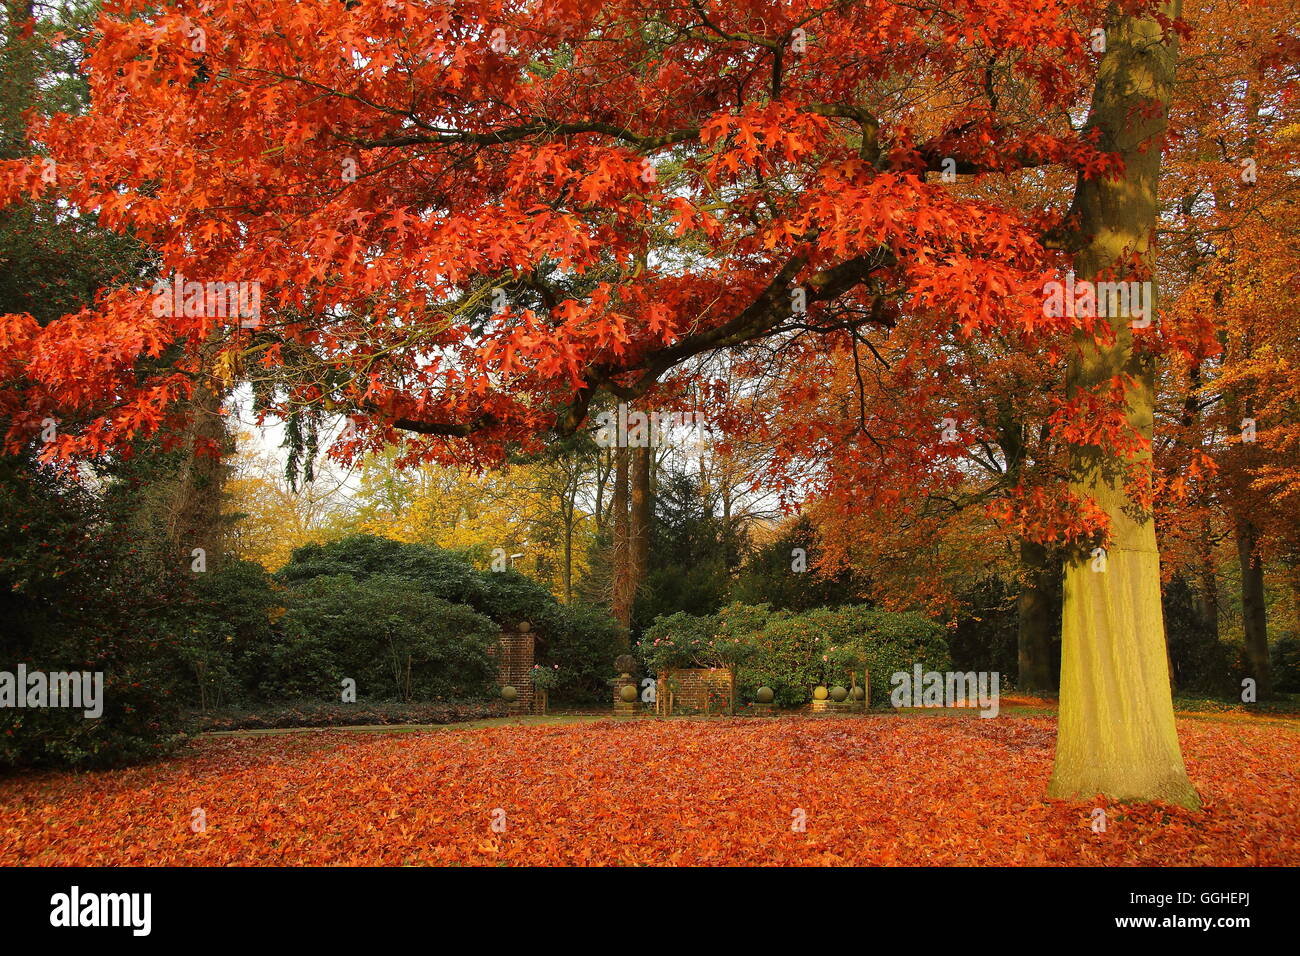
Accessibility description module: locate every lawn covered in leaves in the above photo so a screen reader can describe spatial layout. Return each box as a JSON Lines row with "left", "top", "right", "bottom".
{"left": 2, "top": 716, "right": 1296, "bottom": 866}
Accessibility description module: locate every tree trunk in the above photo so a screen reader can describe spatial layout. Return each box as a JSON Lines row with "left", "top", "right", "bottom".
{"left": 1016, "top": 538, "right": 1056, "bottom": 693}
{"left": 562, "top": 502, "right": 573, "bottom": 605}
{"left": 630, "top": 444, "right": 652, "bottom": 595}
{"left": 1048, "top": 2, "right": 1200, "bottom": 808}
{"left": 611, "top": 445, "right": 632, "bottom": 638}
{"left": 1234, "top": 512, "right": 1273, "bottom": 697}
{"left": 1224, "top": 385, "right": 1271, "bottom": 697}
{"left": 593, "top": 448, "right": 612, "bottom": 533}
{"left": 168, "top": 376, "right": 231, "bottom": 570}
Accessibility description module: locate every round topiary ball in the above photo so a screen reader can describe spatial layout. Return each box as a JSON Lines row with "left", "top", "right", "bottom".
{"left": 813, "top": 685, "right": 829, "bottom": 701}
{"left": 830, "top": 685, "right": 848, "bottom": 702}
{"left": 851, "top": 686, "right": 866, "bottom": 700}
{"left": 501, "top": 686, "right": 518, "bottom": 702}
{"left": 620, "top": 684, "right": 638, "bottom": 703}
{"left": 756, "top": 686, "right": 775, "bottom": 704}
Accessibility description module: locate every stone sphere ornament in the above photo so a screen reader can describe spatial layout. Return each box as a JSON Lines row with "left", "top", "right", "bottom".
{"left": 620, "top": 684, "right": 638, "bottom": 703}
{"left": 851, "top": 686, "right": 866, "bottom": 701}
{"left": 518, "top": 621, "right": 531, "bottom": 634}
{"left": 813, "top": 685, "right": 829, "bottom": 701}
{"left": 756, "top": 686, "right": 775, "bottom": 704}
{"left": 501, "top": 686, "right": 518, "bottom": 702}
{"left": 830, "top": 685, "right": 848, "bottom": 702}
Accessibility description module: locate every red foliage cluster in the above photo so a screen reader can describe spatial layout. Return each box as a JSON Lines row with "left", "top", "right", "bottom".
{"left": 0, "top": 0, "right": 1123, "bottom": 470}
{"left": 1, "top": 717, "right": 1295, "bottom": 866}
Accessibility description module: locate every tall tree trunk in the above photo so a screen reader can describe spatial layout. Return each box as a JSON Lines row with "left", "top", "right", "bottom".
{"left": 1048, "top": 2, "right": 1200, "bottom": 808}
{"left": 1234, "top": 512, "right": 1272, "bottom": 697}
{"left": 611, "top": 445, "right": 632, "bottom": 639}
{"left": 168, "top": 376, "right": 231, "bottom": 571}
{"left": 1224, "top": 385, "right": 1271, "bottom": 697}
{"left": 562, "top": 499, "right": 574, "bottom": 606}
{"left": 630, "top": 444, "right": 652, "bottom": 598}
{"left": 1017, "top": 538, "right": 1056, "bottom": 693}
{"left": 593, "top": 449, "right": 611, "bottom": 533}
{"left": 1179, "top": 367, "right": 1220, "bottom": 643}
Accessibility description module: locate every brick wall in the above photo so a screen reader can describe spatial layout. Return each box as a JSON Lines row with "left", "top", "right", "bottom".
{"left": 489, "top": 629, "right": 536, "bottom": 714}
{"left": 661, "top": 667, "right": 733, "bottom": 714}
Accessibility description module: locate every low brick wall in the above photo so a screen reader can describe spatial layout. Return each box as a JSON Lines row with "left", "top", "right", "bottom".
{"left": 660, "top": 667, "right": 733, "bottom": 714}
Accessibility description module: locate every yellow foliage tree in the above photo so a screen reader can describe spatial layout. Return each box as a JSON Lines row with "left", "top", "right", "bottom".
{"left": 225, "top": 434, "right": 354, "bottom": 570}
{"left": 348, "top": 449, "right": 597, "bottom": 601}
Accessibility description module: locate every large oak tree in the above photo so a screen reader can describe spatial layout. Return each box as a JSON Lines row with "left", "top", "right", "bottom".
{"left": 0, "top": 0, "right": 1239, "bottom": 805}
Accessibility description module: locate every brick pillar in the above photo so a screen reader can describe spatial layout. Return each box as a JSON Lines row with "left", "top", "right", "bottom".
{"left": 491, "top": 623, "right": 536, "bottom": 714}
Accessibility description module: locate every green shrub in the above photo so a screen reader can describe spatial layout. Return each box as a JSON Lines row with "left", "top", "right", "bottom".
{"left": 640, "top": 603, "right": 948, "bottom": 709}
{"left": 276, "top": 535, "right": 623, "bottom": 704}
{"left": 176, "top": 560, "right": 281, "bottom": 710}
{"left": 1163, "top": 574, "right": 1233, "bottom": 695}
{"left": 529, "top": 663, "right": 562, "bottom": 693}
{"left": 1270, "top": 634, "right": 1300, "bottom": 694}
{"left": 741, "top": 605, "right": 949, "bottom": 707}
{"left": 540, "top": 602, "right": 623, "bottom": 705}
{"left": 716, "top": 602, "right": 783, "bottom": 640}
{"left": 638, "top": 610, "right": 719, "bottom": 671}
{"left": 0, "top": 462, "right": 186, "bottom": 769}
{"left": 740, "top": 610, "right": 834, "bottom": 708}
{"left": 265, "top": 574, "right": 498, "bottom": 703}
